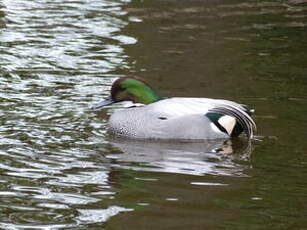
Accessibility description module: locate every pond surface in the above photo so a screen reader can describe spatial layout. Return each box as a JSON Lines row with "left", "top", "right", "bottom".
{"left": 0, "top": 0, "right": 307, "bottom": 229}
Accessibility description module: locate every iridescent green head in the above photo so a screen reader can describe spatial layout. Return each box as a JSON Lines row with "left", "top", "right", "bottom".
{"left": 92, "top": 76, "right": 161, "bottom": 109}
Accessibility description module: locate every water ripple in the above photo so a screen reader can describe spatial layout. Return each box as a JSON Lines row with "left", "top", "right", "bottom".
{"left": 0, "top": 0, "right": 132, "bottom": 227}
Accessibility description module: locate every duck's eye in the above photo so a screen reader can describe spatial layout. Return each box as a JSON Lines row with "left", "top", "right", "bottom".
{"left": 119, "top": 86, "right": 126, "bottom": 91}
{"left": 158, "top": 117, "right": 168, "bottom": 120}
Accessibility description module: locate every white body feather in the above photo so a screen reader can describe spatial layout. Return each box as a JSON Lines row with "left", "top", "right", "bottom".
{"left": 108, "top": 98, "right": 253, "bottom": 140}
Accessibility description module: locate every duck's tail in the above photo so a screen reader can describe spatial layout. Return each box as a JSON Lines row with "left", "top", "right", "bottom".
{"left": 208, "top": 104, "right": 256, "bottom": 139}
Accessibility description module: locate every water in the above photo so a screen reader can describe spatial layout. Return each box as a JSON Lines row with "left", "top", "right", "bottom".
{"left": 0, "top": 0, "right": 306, "bottom": 229}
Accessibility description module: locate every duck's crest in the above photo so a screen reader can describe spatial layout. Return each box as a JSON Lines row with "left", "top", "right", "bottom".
{"left": 110, "top": 76, "right": 161, "bottom": 104}
{"left": 111, "top": 76, "right": 148, "bottom": 97}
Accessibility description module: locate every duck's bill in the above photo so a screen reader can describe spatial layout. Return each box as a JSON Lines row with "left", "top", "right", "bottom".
{"left": 91, "top": 96, "right": 114, "bottom": 110}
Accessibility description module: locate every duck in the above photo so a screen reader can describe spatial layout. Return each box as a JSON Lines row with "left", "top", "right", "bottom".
{"left": 91, "top": 76, "right": 256, "bottom": 140}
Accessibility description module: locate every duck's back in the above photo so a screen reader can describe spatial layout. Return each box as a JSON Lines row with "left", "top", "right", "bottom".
{"left": 108, "top": 98, "right": 246, "bottom": 139}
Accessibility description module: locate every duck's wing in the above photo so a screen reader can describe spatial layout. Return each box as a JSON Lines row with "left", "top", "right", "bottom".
{"left": 148, "top": 98, "right": 217, "bottom": 117}
{"left": 148, "top": 98, "right": 256, "bottom": 139}
{"left": 149, "top": 98, "right": 248, "bottom": 116}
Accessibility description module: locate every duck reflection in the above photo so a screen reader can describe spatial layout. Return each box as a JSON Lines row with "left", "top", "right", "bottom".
{"left": 0, "top": 3, "right": 6, "bottom": 28}
{"left": 106, "top": 137, "right": 252, "bottom": 177}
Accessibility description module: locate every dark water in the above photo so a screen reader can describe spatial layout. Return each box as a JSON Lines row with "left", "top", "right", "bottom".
{"left": 0, "top": 0, "right": 306, "bottom": 229}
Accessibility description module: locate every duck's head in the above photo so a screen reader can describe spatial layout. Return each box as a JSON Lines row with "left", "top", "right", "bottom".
{"left": 92, "top": 76, "right": 161, "bottom": 109}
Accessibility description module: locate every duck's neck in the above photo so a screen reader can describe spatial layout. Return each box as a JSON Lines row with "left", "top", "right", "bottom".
{"left": 131, "top": 86, "right": 161, "bottom": 104}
